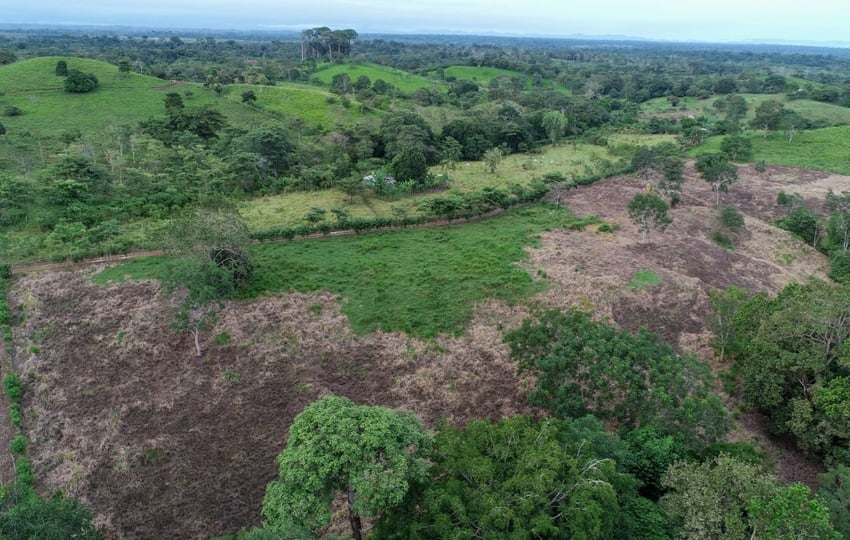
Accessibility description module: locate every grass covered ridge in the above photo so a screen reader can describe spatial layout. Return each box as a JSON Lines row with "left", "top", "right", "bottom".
{"left": 95, "top": 204, "right": 598, "bottom": 337}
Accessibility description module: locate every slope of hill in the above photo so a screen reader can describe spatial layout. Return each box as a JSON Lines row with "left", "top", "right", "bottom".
{"left": 311, "top": 62, "right": 439, "bottom": 94}
{"left": 643, "top": 93, "right": 850, "bottom": 125}
{"left": 0, "top": 56, "right": 272, "bottom": 135}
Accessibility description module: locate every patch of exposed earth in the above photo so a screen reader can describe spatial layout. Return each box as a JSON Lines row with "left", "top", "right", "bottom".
{"left": 6, "top": 162, "right": 841, "bottom": 537}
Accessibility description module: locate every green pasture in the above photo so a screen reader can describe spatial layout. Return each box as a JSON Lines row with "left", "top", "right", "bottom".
{"left": 312, "top": 63, "right": 439, "bottom": 94}
{"left": 692, "top": 125, "right": 850, "bottom": 175}
{"left": 224, "top": 82, "right": 374, "bottom": 127}
{"left": 642, "top": 93, "right": 850, "bottom": 126}
{"left": 95, "top": 203, "right": 593, "bottom": 337}
{"left": 0, "top": 57, "right": 271, "bottom": 135}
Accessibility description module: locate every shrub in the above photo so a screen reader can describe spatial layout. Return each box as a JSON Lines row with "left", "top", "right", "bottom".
{"left": 3, "top": 106, "right": 21, "bottom": 117}
{"left": 3, "top": 373, "right": 22, "bottom": 402}
{"left": 9, "top": 434, "right": 26, "bottom": 455}
{"left": 829, "top": 250, "right": 850, "bottom": 283}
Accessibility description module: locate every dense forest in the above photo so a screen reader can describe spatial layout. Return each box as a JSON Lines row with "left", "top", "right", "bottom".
{"left": 2, "top": 24, "right": 850, "bottom": 539}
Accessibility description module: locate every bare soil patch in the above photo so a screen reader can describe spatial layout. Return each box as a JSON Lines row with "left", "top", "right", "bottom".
{"left": 7, "top": 162, "right": 841, "bottom": 537}
{"left": 9, "top": 271, "right": 530, "bottom": 538}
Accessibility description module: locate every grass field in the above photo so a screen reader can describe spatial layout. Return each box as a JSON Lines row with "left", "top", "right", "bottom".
{"left": 312, "top": 63, "right": 440, "bottom": 94}
{"left": 692, "top": 125, "right": 850, "bottom": 175}
{"left": 223, "top": 82, "right": 375, "bottom": 127}
{"left": 237, "top": 138, "right": 662, "bottom": 232}
{"left": 642, "top": 93, "right": 850, "bottom": 125}
{"left": 0, "top": 57, "right": 271, "bottom": 135}
{"left": 94, "top": 203, "right": 594, "bottom": 336}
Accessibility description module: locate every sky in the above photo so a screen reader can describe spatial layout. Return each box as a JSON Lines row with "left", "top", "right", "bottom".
{"left": 5, "top": 0, "right": 850, "bottom": 45}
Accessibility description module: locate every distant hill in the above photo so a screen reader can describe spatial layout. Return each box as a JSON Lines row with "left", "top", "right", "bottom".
{"left": 0, "top": 56, "right": 271, "bottom": 136}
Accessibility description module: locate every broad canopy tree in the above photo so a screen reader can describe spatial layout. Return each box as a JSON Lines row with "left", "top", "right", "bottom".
{"left": 628, "top": 192, "right": 672, "bottom": 243}
{"left": 262, "top": 395, "right": 430, "bottom": 540}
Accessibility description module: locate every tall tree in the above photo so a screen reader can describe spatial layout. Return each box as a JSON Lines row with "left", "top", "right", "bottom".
{"left": 262, "top": 395, "right": 430, "bottom": 540}
{"left": 541, "top": 110, "right": 568, "bottom": 146}
{"left": 163, "top": 207, "right": 253, "bottom": 356}
{"left": 696, "top": 152, "right": 738, "bottom": 206}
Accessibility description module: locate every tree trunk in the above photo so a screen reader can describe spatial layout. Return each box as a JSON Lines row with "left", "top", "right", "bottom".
{"left": 191, "top": 327, "right": 202, "bottom": 357}
{"left": 348, "top": 486, "right": 362, "bottom": 540}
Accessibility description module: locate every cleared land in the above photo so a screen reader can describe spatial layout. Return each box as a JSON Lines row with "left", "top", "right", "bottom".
{"left": 5, "top": 160, "right": 838, "bottom": 538}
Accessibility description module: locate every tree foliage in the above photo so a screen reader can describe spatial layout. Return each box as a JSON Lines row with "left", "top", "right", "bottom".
{"left": 628, "top": 193, "right": 672, "bottom": 242}
{"left": 374, "top": 415, "right": 657, "bottom": 540}
{"left": 696, "top": 152, "right": 738, "bottom": 206}
{"left": 662, "top": 454, "right": 836, "bottom": 539}
{"left": 505, "top": 309, "right": 728, "bottom": 452}
{"left": 733, "top": 281, "right": 850, "bottom": 456}
{"left": 63, "top": 69, "right": 99, "bottom": 93}
{"left": 0, "top": 484, "right": 102, "bottom": 540}
{"left": 163, "top": 207, "right": 253, "bottom": 356}
{"left": 262, "top": 395, "right": 430, "bottom": 540}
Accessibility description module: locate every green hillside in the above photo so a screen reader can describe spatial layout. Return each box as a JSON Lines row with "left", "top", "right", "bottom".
{"left": 643, "top": 93, "right": 850, "bottom": 125}
{"left": 0, "top": 57, "right": 271, "bottom": 135}
{"left": 224, "top": 82, "right": 377, "bottom": 127}
{"left": 438, "top": 65, "right": 570, "bottom": 94}
{"left": 693, "top": 125, "right": 850, "bottom": 175}
{"left": 312, "top": 63, "right": 439, "bottom": 93}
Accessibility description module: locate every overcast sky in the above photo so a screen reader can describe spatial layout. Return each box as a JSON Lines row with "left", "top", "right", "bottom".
{"left": 6, "top": 0, "right": 850, "bottom": 44}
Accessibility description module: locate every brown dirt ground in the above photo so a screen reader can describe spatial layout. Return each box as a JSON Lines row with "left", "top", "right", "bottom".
{"left": 6, "top": 161, "right": 843, "bottom": 538}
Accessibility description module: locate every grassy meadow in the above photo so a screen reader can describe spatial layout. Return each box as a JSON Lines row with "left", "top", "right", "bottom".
{"left": 95, "top": 203, "right": 596, "bottom": 337}
{"left": 0, "top": 57, "right": 271, "bottom": 135}
{"left": 223, "top": 82, "right": 375, "bottom": 127}
{"left": 693, "top": 125, "right": 850, "bottom": 175}
{"left": 642, "top": 93, "right": 850, "bottom": 126}
{"left": 311, "top": 62, "right": 439, "bottom": 94}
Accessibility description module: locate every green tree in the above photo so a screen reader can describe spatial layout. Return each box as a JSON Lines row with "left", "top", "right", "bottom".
{"left": 696, "top": 152, "right": 738, "bottom": 206}
{"left": 63, "top": 69, "right": 98, "bottom": 93}
{"left": 751, "top": 99, "right": 787, "bottom": 139}
{"left": 482, "top": 147, "right": 503, "bottom": 174}
{"left": 720, "top": 134, "right": 753, "bottom": 161}
{"left": 713, "top": 204, "right": 746, "bottom": 249}
{"left": 542, "top": 110, "right": 569, "bottom": 146}
{"left": 628, "top": 193, "right": 672, "bottom": 243}
{"left": 505, "top": 309, "right": 728, "bottom": 452}
{"left": 0, "top": 49, "right": 16, "bottom": 66}
{"left": 262, "top": 395, "right": 430, "bottom": 540}
{"left": 241, "top": 90, "right": 257, "bottom": 103}
{"left": 630, "top": 143, "right": 684, "bottom": 205}
{"left": 391, "top": 147, "right": 428, "bottom": 184}
{"left": 0, "top": 122, "right": 5, "bottom": 136}
{"left": 708, "top": 285, "right": 749, "bottom": 361}
{"left": 0, "top": 484, "right": 102, "bottom": 539}
{"left": 713, "top": 93, "right": 748, "bottom": 126}
{"left": 662, "top": 455, "right": 836, "bottom": 539}
{"left": 374, "top": 415, "right": 644, "bottom": 540}
{"left": 163, "top": 207, "right": 253, "bottom": 356}
{"left": 826, "top": 190, "right": 850, "bottom": 251}
{"left": 817, "top": 465, "right": 850, "bottom": 538}
{"left": 117, "top": 59, "right": 131, "bottom": 76}
{"left": 733, "top": 281, "right": 850, "bottom": 455}
{"left": 54, "top": 60, "right": 68, "bottom": 76}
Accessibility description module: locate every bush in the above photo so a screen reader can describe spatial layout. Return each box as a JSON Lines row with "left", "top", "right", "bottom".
{"left": 829, "top": 250, "right": 850, "bottom": 283}
{"left": 2, "top": 373, "right": 22, "bottom": 402}
{"left": 9, "top": 434, "right": 26, "bottom": 455}
{"left": 3, "top": 106, "right": 21, "bottom": 117}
